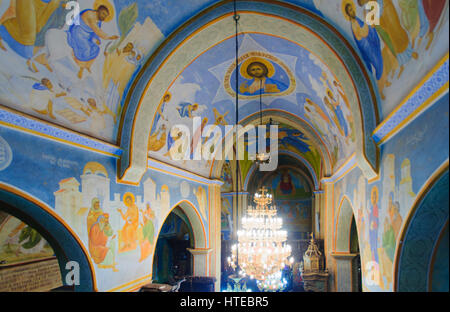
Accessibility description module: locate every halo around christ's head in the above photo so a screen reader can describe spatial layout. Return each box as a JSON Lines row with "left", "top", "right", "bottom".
{"left": 240, "top": 57, "right": 276, "bottom": 79}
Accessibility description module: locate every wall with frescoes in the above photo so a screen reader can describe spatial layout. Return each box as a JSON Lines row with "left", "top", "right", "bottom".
{"left": 0, "top": 0, "right": 448, "bottom": 292}
{"left": 0, "top": 123, "right": 217, "bottom": 292}
{"left": 331, "top": 93, "right": 449, "bottom": 292}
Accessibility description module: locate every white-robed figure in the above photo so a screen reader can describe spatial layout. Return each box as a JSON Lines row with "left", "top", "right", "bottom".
{"left": 29, "top": 77, "right": 66, "bottom": 118}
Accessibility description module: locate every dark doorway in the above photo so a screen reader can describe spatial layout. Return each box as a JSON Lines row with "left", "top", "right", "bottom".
{"left": 152, "top": 207, "right": 194, "bottom": 285}
{"left": 350, "top": 217, "right": 362, "bottom": 292}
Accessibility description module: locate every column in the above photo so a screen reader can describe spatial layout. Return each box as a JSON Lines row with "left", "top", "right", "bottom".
{"left": 331, "top": 253, "right": 358, "bottom": 292}
{"left": 209, "top": 183, "right": 222, "bottom": 291}
{"left": 313, "top": 190, "right": 325, "bottom": 239}
{"left": 188, "top": 248, "right": 213, "bottom": 277}
{"left": 323, "top": 182, "right": 334, "bottom": 291}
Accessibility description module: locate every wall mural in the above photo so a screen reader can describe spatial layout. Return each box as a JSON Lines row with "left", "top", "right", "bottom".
{"left": 220, "top": 160, "right": 233, "bottom": 193}
{"left": 333, "top": 95, "right": 449, "bottom": 292}
{"left": 0, "top": 124, "right": 211, "bottom": 291}
{"left": 0, "top": 0, "right": 446, "bottom": 145}
{"left": 260, "top": 169, "right": 312, "bottom": 199}
{"left": 221, "top": 196, "right": 233, "bottom": 241}
{"left": 275, "top": 199, "right": 312, "bottom": 237}
{"left": 0, "top": 0, "right": 164, "bottom": 142}
{"left": 322, "top": 0, "right": 448, "bottom": 115}
{"left": 260, "top": 168, "right": 313, "bottom": 237}
{"left": 148, "top": 34, "right": 355, "bottom": 175}
{"left": 0, "top": 213, "right": 54, "bottom": 266}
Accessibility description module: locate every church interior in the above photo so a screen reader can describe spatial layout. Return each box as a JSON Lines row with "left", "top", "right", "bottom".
{"left": 0, "top": 0, "right": 448, "bottom": 293}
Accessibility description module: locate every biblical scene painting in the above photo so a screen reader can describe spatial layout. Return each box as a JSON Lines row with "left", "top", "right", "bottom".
{"left": 0, "top": 213, "right": 54, "bottom": 266}
{"left": 0, "top": 0, "right": 163, "bottom": 142}
{"left": 335, "top": 0, "right": 448, "bottom": 112}
{"left": 334, "top": 153, "right": 414, "bottom": 292}
{"left": 53, "top": 161, "right": 160, "bottom": 275}
{"left": 50, "top": 158, "right": 209, "bottom": 291}
{"left": 275, "top": 125, "right": 321, "bottom": 181}
{"left": 0, "top": 123, "right": 211, "bottom": 291}
{"left": 148, "top": 34, "right": 356, "bottom": 174}
{"left": 333, "top": 96, "right": 449, "bottom": 292}
{"left": 259, "top": 169, "right": 313, "bottom": 237}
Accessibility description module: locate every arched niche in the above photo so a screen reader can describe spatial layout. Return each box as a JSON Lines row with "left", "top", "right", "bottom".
{"left": 394, "top": 168, "right": 449, "bottom": 292}
{"left": 118, "top": 0, "right": 380, "bottom": 185}
{"left": 0, "top": 184, "right": 96, "bottom": 291}
{"left": 152, "top": 206, "right": 194, "bottom": 284}
{"left": 153, "top": 200, "right": 209, "bottom": 277}
{"left": 332, "top": 196, "right": 361, "bottom": 292}
{"left": 155, "top": 200, "right": 207, "bottom": 250}
{"left": 334, "top": 196, "right": 355, "bottom": 253}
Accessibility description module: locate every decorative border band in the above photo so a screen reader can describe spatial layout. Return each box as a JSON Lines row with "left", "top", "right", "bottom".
{"left": 0, "top": 106, "right": 122, "bottom": 157}
{"left": 373, "top": 55, "right": 449, "bottom": 145}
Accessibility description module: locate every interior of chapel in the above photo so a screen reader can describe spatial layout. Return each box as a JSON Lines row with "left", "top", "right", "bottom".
{"left": 0, "top": 0, "right": 448, "bottom": 293}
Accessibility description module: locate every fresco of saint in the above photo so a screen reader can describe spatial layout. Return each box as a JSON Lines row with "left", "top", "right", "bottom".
{"left": 88, "top": 213, "right": 118, "bottom": 271}
{"left": 117, "top": 192, "right": 139, "bottom": 253}
{"left": 138, "top": 203, "right": 155, "bottom": 262}
{"left": 369, "top": 186, "right": 379, "bottom": 264}
{"left": 342, "top": 0, "right": 384, "bottom": 82}
{"left": 66, "top": 1, "right": 118, "bottom": 79}
{"left": 87, "top": 197, "right": 103, "bottom": 235}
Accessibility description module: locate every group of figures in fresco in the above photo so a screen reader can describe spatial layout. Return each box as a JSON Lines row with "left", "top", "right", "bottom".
{"left": 0, "top": 0, "right": 155, "bottom": 140}
{"left": 86, "top": 194, "right": 155, "bottom": 271}
{"left": 52, "top": 160, "right": 209, "bottom": 275}
{"left": 342, "top": 0, "right": 447, "bottom": 99}
{"left": 52, "top": 161, "right": 160, "bottom": 272}
{"left": 346, "top": 154, "right": 415, "bottom": 290}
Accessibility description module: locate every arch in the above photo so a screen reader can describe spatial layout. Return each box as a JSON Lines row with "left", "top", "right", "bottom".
{"left": 332, "top": 196, "right": 361, "bottom": 292}
{"left": 153, "top": 200, "right": 207, "bottom": 252}
{"left": 243, "top": 150, "right": 319, "bottom": 192}
{"left": 334, "top": 196, "right": 355, "bottom": 253}
{"left": 428, "top": 222, "right": 449, "bottom": 292}
{"left": 394, "top": 167, "right": 449, "bottom": 292}
{"left": 0, "top": 183, "right": 96, "bottom": 291}
{"left": 210, "top": 110, "right": 333, "bottom": 179}
{"left": 118, "top": 0, "right": 379, "bottom": 185}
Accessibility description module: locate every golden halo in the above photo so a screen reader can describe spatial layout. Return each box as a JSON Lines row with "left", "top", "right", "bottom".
{"left": 123, "top": 192, "right": 135, "bottom": 204}
{"left": 240, "top": 57, "right": 275, "bottom": 80}
{"left": 342, "top": 0, "right": 356, "bottom": 21}
{"left": 163, "top": 92, "right": 172, "bottom": 102}
{"left": 371, "top": 186, "right": 379, "bottom": 205}
{"left": 94, "top": 0, "right": 115, "bottom": 22}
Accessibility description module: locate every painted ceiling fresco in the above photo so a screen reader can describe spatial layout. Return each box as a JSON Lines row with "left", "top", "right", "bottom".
{"left": 148, "top": 34, "right": 354, "bottom": 176}
{"left": 0, "top": 0, "right": 448, "bottom": 168}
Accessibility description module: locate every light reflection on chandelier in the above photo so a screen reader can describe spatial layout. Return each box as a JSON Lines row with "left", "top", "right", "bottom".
{"left": 228, "top": 187, "right": 292, "bottom": 291}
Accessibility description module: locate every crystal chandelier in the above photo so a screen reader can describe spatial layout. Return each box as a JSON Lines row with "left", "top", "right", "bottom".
{"left": 228, "top": 187, "right": 292, "bottom": 291}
